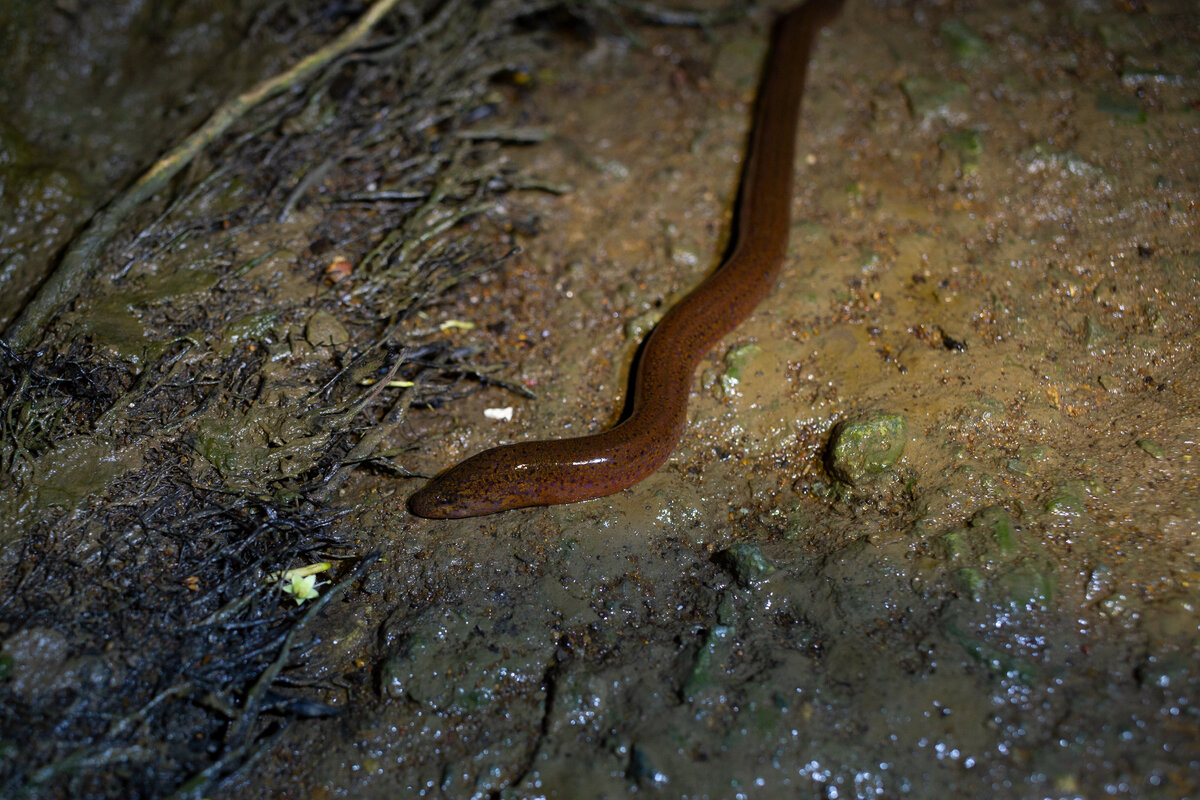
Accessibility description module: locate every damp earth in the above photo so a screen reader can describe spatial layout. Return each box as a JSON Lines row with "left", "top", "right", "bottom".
{"left": 0, "top": 1, "right": 1197, "bottom": 798}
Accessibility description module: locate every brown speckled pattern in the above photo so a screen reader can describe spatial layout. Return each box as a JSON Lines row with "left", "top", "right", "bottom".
{"left": 408, "top": 0, "right": 844, "bottom": 519}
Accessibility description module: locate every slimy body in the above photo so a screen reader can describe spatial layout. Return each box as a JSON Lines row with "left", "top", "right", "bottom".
{"left": 408, "top": 0, "right": 844, "bottom": 519}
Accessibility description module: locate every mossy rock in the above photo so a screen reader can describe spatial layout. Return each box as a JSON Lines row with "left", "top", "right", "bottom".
{"left": 715, "top": 542, "right": 776, "bottom": 587}
{"left": 825, "top": 412, "right": 908, "bottom": 484}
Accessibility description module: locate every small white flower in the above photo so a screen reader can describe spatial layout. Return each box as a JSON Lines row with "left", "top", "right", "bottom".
{"left": 281, "top": 573, "right": 325, "bottom": 604}
{"left": 273, "top": 562, "right": 331, "bottom": 605}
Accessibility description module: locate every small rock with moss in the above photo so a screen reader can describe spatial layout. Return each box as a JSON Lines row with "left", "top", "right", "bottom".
{"left": 715, "top": 542, "right": 775, "bottom": 587}
{"left": 825, "top": 412, "right": 908, "bottom": 484}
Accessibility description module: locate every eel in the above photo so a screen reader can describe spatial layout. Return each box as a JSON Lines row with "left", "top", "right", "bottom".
{"left": 409, "top": 0, "right": 844, "bottom": 519}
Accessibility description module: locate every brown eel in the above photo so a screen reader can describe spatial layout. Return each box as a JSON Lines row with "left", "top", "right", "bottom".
{"left": 409, "top": 0, "right": 844, "bottom": 518}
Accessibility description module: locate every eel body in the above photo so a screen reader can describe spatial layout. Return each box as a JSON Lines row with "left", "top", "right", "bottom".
{"left": 409, "top": 0, "right": 843, "bottom": 519}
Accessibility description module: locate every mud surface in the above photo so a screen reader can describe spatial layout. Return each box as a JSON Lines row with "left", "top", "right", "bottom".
{"left": 1, "top": 1, "right": 1198, "bottom": 798}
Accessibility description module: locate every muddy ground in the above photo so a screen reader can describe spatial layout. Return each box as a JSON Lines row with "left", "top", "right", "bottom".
{"left": 1, "top": 0, "right": 1197, "bottom": 798}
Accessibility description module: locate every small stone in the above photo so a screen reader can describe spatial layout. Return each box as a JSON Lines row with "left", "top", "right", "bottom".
{"left": 720, "top": 344, "right": 763, "bottom": 395}
{"left": 1136, "top": 438, "right": 1165, "bottom": 460}
{"left": 955, "top": 567, "right": 986, "bottom": 600}
{"left": 971, "top": 506, "right": 1019, "bottom": 558}
{"left": 1083, "top": 315, "right": 1111, "bottom": 348}
{"left": 900, "top": 76, "right": 969, "bottom": 121}
{"left": 997, "top": 564, "right": 1053, "bottom": 610}
{"left": 1044, "top": 483, "right": 1085, "bottom": 517}
{"left": 825, "top": 412, "right": 908, "bottom": 484}
{"left": 222, "top": 310, "right": 279, "bottom": 349}
{"left": 306, "top": 311, "right": 350, "bottom": 347}
{"left": 715, "top": 542, "right": 776, "bottom": 587}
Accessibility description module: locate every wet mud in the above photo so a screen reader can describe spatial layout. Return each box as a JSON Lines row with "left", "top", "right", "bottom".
{"left": 1, "top": 1, "right": 1197, "bottom": 798}
{"left": 300, "top": 2, "right": 1199, "bottom": 797}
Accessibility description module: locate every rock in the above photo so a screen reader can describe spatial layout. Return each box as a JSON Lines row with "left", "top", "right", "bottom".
{"left": 825, "top": 412, "right": 908, "bottom": 484}
{"left": 1, "top": 628, "right": 73, "bottom": 700}
{"left": 714, "top": 543, "right": 776, "bottom": 587}
{"left": 305, "top": 310, "right": 350, "bottom": 347}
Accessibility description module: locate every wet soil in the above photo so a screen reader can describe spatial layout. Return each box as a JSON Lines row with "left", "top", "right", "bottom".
{"left": 240, "top": 1, "right": 1200, "bottom": 796}
{"left": 1, "top": 1, "right": 1198, "bottom": 798}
